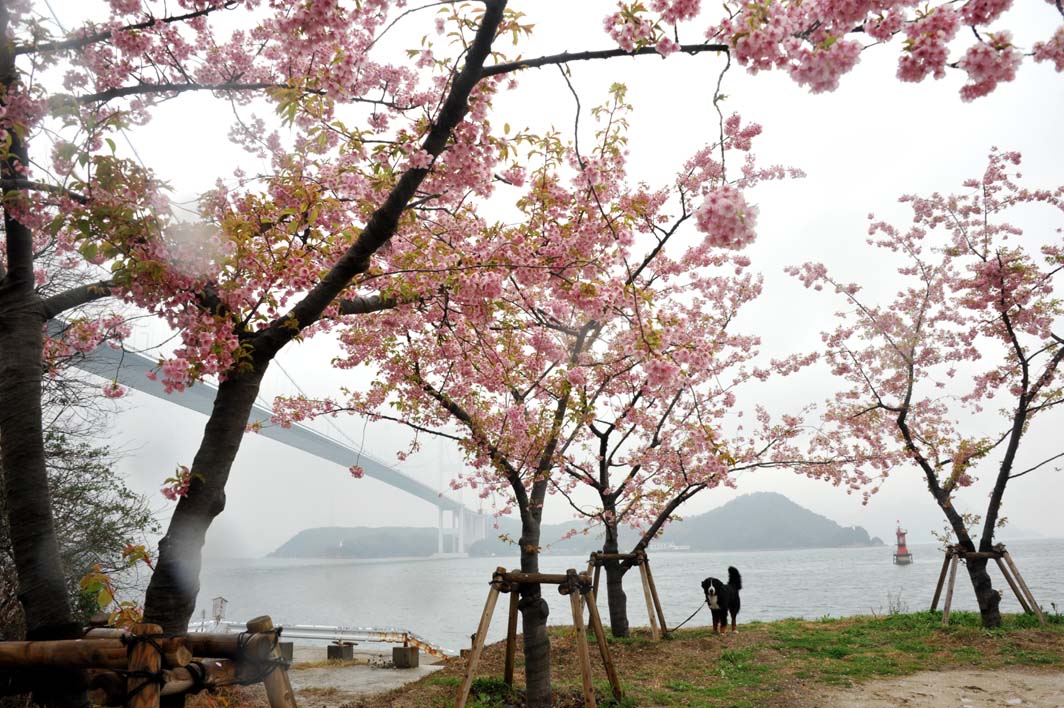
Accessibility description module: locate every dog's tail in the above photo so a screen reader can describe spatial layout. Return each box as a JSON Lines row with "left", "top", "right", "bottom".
{"left": 728, "top": 566, "right": 742, "bottom": 591}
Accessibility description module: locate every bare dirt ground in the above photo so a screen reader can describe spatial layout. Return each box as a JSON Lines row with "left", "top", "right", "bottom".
{"left": 808, "top": 668, "right": 1064, "bottom": 707}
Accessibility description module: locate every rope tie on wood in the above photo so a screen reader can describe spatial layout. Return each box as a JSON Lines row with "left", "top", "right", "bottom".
{"left": 116, "top": 631, "right": 169, "bottom": 700}
{"left": 120, "top": 631, "right": 168, "bottom": 655}
{"left": 185, "top": 660, "right": 208, "bottom": 693}
{"left": 235, "top": 627, "right": 289, "bottom": 685}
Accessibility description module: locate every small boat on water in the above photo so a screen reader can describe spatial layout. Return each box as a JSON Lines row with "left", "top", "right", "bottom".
{"left": 656, "top": 542, "right": 692, "bottom": 552}
{"left": 893, "top": 523, "right": 913, "bottom": 564}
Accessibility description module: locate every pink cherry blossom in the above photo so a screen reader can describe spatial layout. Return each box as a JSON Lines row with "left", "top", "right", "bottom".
{"left": 694, "top": 185, "right": 759, "bottom": 249}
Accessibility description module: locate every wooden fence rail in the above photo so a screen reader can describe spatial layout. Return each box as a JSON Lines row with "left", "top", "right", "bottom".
{"left": 0, "top": 615, "right": 297, "bottom": 708}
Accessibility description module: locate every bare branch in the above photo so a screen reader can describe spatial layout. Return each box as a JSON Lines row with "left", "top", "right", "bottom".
{"left": 482, "top": 42, "right": 729, "bottom": 77}
{"left": 41, "top": 281, "right": 114, "bottom": 319}
{"left": 1009, "top": 450, "right": 1064, "bottom": 480}
{"left": 15, "top": 2, "right": 242, "bottom": 56}
{"left": 0, "top": 179, "right": 88, "bottom": 204}
{"left": 338, "top": 292, "right": 407, "bottom": 316}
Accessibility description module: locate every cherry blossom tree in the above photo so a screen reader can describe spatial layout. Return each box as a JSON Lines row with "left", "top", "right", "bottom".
{"left": 1, "top": 4, "right": 524, "bottom": 705}
{"left": 273, "top": 81, "right": 820, "bottom": 691}
{"left": 1, "top": 0, "right": 1061, "bottom": 704}
{"left": 790, "top": 149, "right": 1063, "bottom": 627}
{"left": 601, "top": 0, "right": 1063, "bottom": 99}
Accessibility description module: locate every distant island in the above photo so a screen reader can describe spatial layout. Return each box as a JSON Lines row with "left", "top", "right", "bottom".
{"left": 270, "top": 492, "right": 883, "bottom": 559}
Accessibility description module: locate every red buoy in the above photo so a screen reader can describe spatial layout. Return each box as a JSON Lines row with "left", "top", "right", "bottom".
{"left": 893, "top": 522, "right": 913, "bottom": 565}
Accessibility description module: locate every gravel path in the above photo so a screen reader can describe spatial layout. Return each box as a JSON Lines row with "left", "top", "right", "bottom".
{"left": 808, "top": 669, "right": 1064, "bottom": 707}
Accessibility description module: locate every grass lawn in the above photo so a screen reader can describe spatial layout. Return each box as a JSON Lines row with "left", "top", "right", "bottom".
{"left": 342, "top": 610, "right": 1064, "bottom": 707}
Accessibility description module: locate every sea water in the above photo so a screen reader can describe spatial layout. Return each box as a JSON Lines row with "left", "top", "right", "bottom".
{"left": 195, "top": 539, "right": 1064, "bottom": 653}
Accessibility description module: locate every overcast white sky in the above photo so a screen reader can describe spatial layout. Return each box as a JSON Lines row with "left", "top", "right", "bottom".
{"left": 37, "top": 1, "right": 1063, "bottom": 556}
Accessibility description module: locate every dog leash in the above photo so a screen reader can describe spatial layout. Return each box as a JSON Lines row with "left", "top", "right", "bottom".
{"left": 669, "top": 601, "right": 707, "bottom": 631}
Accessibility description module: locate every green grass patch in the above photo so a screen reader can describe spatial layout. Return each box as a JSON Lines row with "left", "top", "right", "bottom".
{"left": 368, "top": 611, "right": 1064, "bottom": 708}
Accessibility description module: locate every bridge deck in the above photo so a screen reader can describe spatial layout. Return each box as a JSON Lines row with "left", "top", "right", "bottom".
{"left": 67, "top": 334, "right": 465, "bottom": 513}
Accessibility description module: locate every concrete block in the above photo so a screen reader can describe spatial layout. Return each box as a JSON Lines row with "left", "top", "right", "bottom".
{"left": 279, "top": 642, "right": 294, "bottom": 662}
{"left": 393, "top": 645, "right": 419, "bottom": 668}
{"left": 327, "top": 643, "right": 354, "bottom": 661}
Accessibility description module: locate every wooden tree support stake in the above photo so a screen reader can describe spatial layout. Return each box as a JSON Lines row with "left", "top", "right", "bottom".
{"left": 503, "top": 588, "right": 520, "bottom": 687}
{"left": 455, "top": 566, "right": 503, "bottom": 708}
{"left": 642, "top": 557, "right": 668, "bottom": 636}
{"left": 567, "top": 575, "right": 596, "bottom": 708}
{"left": 245, "top": 615, "right": 298, "bottom": 708}
{"left": 931, "top": 545, "right": 1046, "bottom": 626}
{"left": 455, "top": 566, "right": 622, "bottom": 708}
{"left": 638, "top": 561, "right": 660, "bottom": 640}
{"left": 994, "top": 557, "right": 1032, "bottom": 613}
{"left": 931, "top": 550, "right": 951, "bottom": 611}
{"left": 1001, "top": 550, "right": 1046, "bottom": 625}
{"left": 584, "top": 584, "right": 623, "bottom": 701}
{"left": 941, "top": 554, "right": 959, "bottom": 626}
{"left": 126, "top": 623, "right": 162, "bottom": 708}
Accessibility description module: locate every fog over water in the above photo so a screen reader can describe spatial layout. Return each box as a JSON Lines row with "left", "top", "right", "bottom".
{"left": 195, "top": 540, "right": 1064, "bottom": 652}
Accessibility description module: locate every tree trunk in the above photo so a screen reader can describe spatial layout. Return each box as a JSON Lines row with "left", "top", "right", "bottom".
{"left": 142, "top": 365, "right": 266, "bottom": 633}
{"left": 931, "top": 490, "right": 1001, "bottom": 629}
{"left": 518, "top": 516, "right": 551, "bottom": 708}
{"left": 601, "top": 513, "right": 629, "bottom": 638}
{"left": 965, "top": 557, "right": 1001, "bottom": 628}
{"left": 0, "top": 295, "right": 88, "bottom": 708}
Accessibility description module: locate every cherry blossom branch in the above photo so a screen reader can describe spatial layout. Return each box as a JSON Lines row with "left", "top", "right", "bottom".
{"left": 1027, "top": 343, "right": 1064, "bottom": 403}
{"left": 254, "top": 0, "right": 507, "bottom": 359}
{"left": 624, "top": 482, "right": 707, "bottom": 564}
{"left": 41, "top": 281, "right": 114, "bottom": 319}
{"left": 77, "top": 82, "right": 282, "bottom": 104}
{"left": 351, "top": 411, "right": 464, "bottom": 442}
{"left": 481, "top": 42, "right": 730, "bottom": 77}
{"left": 14, "top": 2, "right": 242, "bottom": 56}
{"left": 414, "top": 368, "right": 528, "bottom": 509}
{"left": 76, "top": 80, "right": 420, "bottom": 109}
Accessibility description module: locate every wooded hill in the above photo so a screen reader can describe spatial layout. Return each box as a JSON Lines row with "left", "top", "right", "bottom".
{"left": 271, "top": 493, "right": 882, "bottom": 559}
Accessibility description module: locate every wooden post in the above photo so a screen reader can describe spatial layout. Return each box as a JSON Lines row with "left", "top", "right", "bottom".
{"left": 503, "top": 588, "right": 520, "bottom": 687}
{"left": 941, "top": 554, "right": 959, "bottom": 626}
{"left": 930, "top": 548, "right": 952, "bottom": 611}
{"left": 245, "top": 616, "right": 298, "bottom": 708}
{"left": 994, "top": 556, "right": 1032, "bottom": 613}
{"left": 584, "top": 588, "right": 622, "bottom": 701}
{"left": 643, "top": 558, "right": 668, "bottom": 636}
{"left": 592, "top": 563, "right": 601, "bottom": 601}
{"left": 1001, "top": 551, "right": 1046, "bottom": 626}
{"left": 638, "top": 561, "right": 660, "bottom": 640}
{"left": 455, "top": 567, "right": 503, "bottom": 708}
{"left": 126, "top": 623, "right": 162, "bottom": 708}
{"left": 567, "top": 573, "right": 596, "bottom": 708}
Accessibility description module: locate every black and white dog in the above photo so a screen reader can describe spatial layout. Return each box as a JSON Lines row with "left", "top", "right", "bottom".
{"left": 701, "top": 566, "right": 742, "bottom": 634}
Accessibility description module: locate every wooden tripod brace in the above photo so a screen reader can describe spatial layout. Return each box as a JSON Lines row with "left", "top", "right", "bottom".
{"left": 586, "top": 550, "right": 669, "bottom": 639}
{"left": 455, "top": 567, "right": 623, "bottom": 708}
{"left": 931, "top": 544, "right": 1046, "bottom": 626}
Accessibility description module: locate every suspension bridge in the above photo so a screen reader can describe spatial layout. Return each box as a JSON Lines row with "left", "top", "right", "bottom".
{"left": 64, "top": 326, "right": 489, "bottom": 555}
